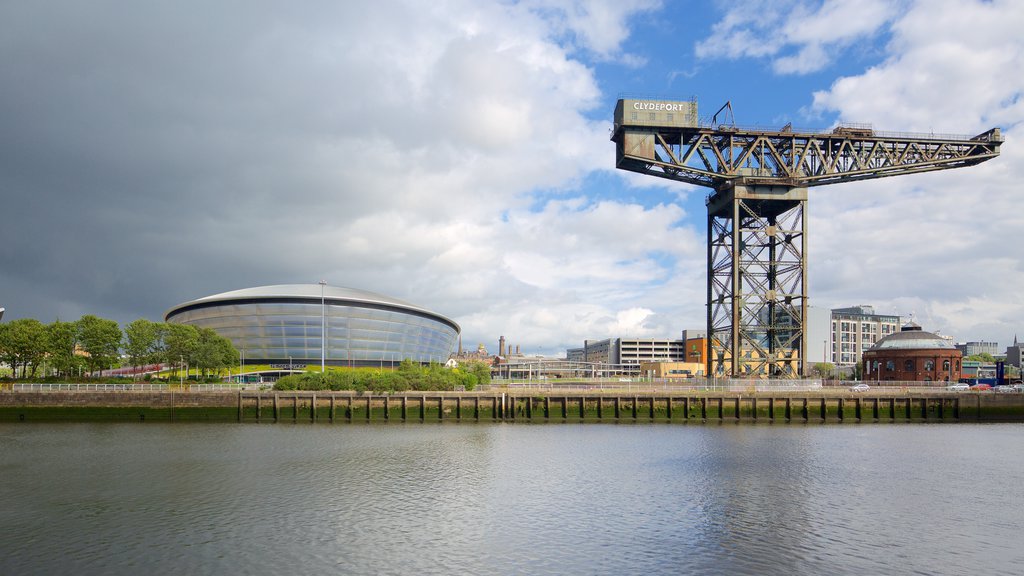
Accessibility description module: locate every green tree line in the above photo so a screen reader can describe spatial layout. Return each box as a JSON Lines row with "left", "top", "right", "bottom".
{"left": 274, "top": 360, "right": 491, "bottom": 393}
{"left": 0, "top": 316, "right": 237, "bottom": 379}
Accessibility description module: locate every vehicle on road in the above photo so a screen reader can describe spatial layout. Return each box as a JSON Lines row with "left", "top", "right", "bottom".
{"left": 969, "top": 383, "right": 992, "bottom": 391}
{"left": 995, "top": 385, "right": 1021, "bottom": 393}
{"left": 849, "top": 383, "right": 870, "bottom": 392}
{"left": 945, "top": 383, "right": 970, "bottom": 391}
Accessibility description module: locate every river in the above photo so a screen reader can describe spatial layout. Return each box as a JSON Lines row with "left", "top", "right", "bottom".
{"left": 1, "top": 422, "right": 1021, "bottom": 575}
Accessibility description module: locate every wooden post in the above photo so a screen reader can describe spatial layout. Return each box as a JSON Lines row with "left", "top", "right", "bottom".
{"left": 273, "top": 394, "right": 279, "bottom": 422}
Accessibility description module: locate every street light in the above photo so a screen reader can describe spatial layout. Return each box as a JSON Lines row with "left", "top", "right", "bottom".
{"left": 319, "top": 280, "right": 327, "bottom": 373}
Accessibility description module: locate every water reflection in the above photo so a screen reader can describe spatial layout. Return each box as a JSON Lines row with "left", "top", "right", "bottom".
{"left": 0, "top": 423, "right": 1022, "bottom": 575}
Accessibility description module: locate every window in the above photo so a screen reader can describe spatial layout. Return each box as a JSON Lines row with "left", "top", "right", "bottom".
{"left": 904, "top": 359, "right": 915, "bottom": 371}
{"left": 667, "top": 113, "right": 674, "bottom": 122}
{"left": 648, "top": 112, "right": 655, "bottom": 120}
{"left": 886, "top": 360, "right": 895, "bottom": 371}
{"left": 924, "top": 360, "right": 934, "bottom": 371}
{"left": 943, "top": 359, "right": 951, "bottom": 371}
{"left": 631, "top": 112, "right": 638, "bottom": 121}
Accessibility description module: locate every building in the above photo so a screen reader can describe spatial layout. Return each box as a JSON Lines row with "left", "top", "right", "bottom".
{"left": 956, "top": 341, "right": 999, "bottom": 357}
{"left": 682, "top": 329, "right": 706, "bottom": 365}
{"left": 831, "top": 305, "right": 900, "bottom": 367}
{"left": 861, "top": 323, "right": 961, "bottom": 382}
{"left": 567, "top": 337, "right": 687, "bottom": 366}
{"left": 165, "top": 284, "right": 460, "bottom": 368}
{"left": 639, "top": 361, "right": 704, "bottom": 379}
{"left": 1006, "top": 336, "right": 1023, "bottom": 369}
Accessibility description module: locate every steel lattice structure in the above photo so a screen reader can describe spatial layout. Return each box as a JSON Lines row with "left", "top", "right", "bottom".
{"left": 612, "top": 98, "right": 1002, "bottom": 377}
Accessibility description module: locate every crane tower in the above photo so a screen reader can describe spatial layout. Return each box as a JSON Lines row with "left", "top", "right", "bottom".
{"left": 611, "top": 98, "right": 1002, "bottom": 378}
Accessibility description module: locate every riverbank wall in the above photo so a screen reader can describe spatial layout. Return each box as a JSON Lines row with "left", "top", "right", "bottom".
{"left": 2, "top": 390, "right": 1024, "bottom": 423}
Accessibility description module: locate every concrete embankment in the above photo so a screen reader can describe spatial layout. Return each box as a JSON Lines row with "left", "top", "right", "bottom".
{"left": 2, "top": 390, "right": 1024, "bottom": 423}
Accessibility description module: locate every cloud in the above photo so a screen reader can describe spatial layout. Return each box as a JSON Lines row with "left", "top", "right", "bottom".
{"left": 807, "top": 0, "right": 1024, "bottom": 347}
{"left": 0, "top": 0, "right": 680, "bottom": 356}
{"left": 695, "top": 0, "right": 900, "bottom": 74}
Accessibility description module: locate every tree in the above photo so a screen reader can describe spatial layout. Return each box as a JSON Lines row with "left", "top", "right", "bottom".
{"left": 124, "top": 319, "right": 160, "bottom": 378}
{"left": 46, "top": 320, "right": 80, "bottom": 378}
{"left": 812, "top": 362, "right": 835, "bottom": 378}
{"left": 0, "top": 318, "right": 47, "bottom": 378}
{"left": 192, "top": 327, "right": 237, "bottom": 377}
{"left": 76, "top": 315, "right": 122, "bottom": 375}
{"left": 967, "top": 353, "right": 996, "bottom": 363}
{"left": 163, "top": 323, "right": 199, "bottom": 375}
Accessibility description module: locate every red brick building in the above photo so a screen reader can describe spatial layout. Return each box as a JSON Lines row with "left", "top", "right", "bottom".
{"left": 862, "top": 323, "right": 962, "bottom": 382}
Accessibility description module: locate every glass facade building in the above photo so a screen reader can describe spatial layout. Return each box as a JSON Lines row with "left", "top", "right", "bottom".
{"left": 165, "top": 285, "right": 460, "bottom": 367}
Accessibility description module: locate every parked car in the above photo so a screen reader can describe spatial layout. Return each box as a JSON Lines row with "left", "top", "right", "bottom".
{"left": 945, "top": 383, "right": 970, "bottom": 391}
{"left": 969, "top": 383, "right": 992, "bottom": 391}
{"left": 849, "top": 383, "right": 870, "bottom": 392}
{"left": 1013, "top": 384, "right": 1024, "bottom": 393}
{"left": 995, "top": 385, "right": 1021, "bottom": 393}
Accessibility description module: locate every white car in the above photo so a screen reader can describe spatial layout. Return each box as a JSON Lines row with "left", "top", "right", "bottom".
{"left": 849, "top": 383, "right": 870, "bottom": 392}
{"left": 995, "top": 385, "right": 1021, "bottom": 394}
{"left": 945, "top": 383, "right": 970, "bottom": 391}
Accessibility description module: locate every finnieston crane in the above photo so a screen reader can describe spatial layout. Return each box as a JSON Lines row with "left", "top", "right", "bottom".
{"left": 611, "top": 98, "right": 1002, "bottom": 378}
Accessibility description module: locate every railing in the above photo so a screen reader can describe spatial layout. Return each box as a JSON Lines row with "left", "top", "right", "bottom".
{"left": 5, "top": 383, "right": 266, "bottom": 392}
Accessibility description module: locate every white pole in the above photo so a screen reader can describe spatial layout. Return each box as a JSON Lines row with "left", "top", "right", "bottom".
{"left": 319, "top": 280, "right": 327, "bottom": 373}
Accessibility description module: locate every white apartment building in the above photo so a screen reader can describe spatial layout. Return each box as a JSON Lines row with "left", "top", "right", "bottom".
{"left": 831, "top": 305, "right": 901, "bottom": 367}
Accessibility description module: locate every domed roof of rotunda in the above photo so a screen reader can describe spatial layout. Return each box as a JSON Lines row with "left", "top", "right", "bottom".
{"left": 867, "top": 323, "right": 956, "bottom": 352}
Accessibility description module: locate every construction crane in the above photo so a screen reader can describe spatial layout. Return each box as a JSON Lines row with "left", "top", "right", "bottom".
{"left": 611, "top": 98, "right": 1002, "bottom": 378}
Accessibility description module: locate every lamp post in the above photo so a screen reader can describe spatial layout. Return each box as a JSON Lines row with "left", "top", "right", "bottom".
{"left": 319, "top": 280, "right": 327, "bottom": 373}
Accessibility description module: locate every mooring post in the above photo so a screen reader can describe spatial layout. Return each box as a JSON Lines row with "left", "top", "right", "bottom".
{"left": 666, "top": 397, "right": 672, "bottom": 421}
{"left": 384, "top": 396, "right": 390, "bottom": 421}
{"left": 401, "top": 396, "right": 407, "bottom": 421}
{"left": 905, "top": 397, "right": 911, "bottom": 420}
{"left": 457, "top": 396, "right": 462, "bottom": 420}
{"left": 257, "top": 394, "right": 262, "bottom": 422}
{"left": 330, "top": 395, "right": 335, "bottom": 423}
{"left": 580, "top": 397, "right": 586, "bottom": 421}
{"left": 474, "top": 396, "right": 480, "bottom": 421}
{"left": 854, "top": 398, "right": 861, "bottom": 421}
{"left": 347, "top": 396, "right": 353, "bottom": 422}
{"left": 785, "top": 398, "right": 791, "bottom": 421}
{"left": 421, "top": 396, "right": 427, "bottom": 421}
{"left": 820, "top": 398, "right": 826, "bottom": 422}
{"left": 614, "top": 397, "right": 621, "bottom": 419}
{"left": 701, "top": 397, "right": 707, "bottom": 420}
{"left": 597, "top": 397, "right": 603, "bottom": 419}
{"left": 736, "top": 397, "right": 741, "bottom": 421}
{"left": 237, "top": 391, "right": 243, "bottom": 423}
{"left": 273, "top": 394, "right": 279, "bottom": 422}
{"left": 838, "top": 397, "right": 844, "bottom": 422}
{"left": 632, "top": 397, "right": 638, "bottom": 420}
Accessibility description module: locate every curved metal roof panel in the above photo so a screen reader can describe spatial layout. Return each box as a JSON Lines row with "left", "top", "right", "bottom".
{"left": 164, "top": 284, "right": 459, "bottom": 331}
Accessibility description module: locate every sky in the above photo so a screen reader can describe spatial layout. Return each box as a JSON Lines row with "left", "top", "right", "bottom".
{"left": 1, "top": 0, "right": 1022, "bottom": 356}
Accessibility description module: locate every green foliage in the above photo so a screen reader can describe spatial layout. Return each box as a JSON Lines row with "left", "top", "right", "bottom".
{"left": 0, "top": 318, "right": 47, "bottom": 378}
{"left": 46, "top": 320, "right": 81, "bottom": 377}
{"left": 274, "top": 361, "right": 482, "bottom": 393}
{"left": 77, "top": 315, "right": 123, "bottom": 374}
{"left": 967, "top": 353, "right": 996, "bottom": 363}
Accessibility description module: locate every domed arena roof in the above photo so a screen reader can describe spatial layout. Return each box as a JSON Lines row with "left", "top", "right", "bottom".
{"left": 165, "top": 284, "right": 457, "bottom": 331}
{"left": 867, "top": 324, "right": 956, "bottom": 351}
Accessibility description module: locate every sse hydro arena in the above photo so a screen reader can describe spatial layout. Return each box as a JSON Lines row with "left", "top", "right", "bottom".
{"left": 165, "top": 284, "right": 460, "bottom": 368}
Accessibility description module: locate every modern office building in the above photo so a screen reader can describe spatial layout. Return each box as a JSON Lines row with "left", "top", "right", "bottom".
{"left": 862, "top": 323, "right": 962, "bottom": 382}
{"left": 568, "top": 337, "right": 686, "bottom": 365}
{"left": 831, "top": 305, "right": 901, "bottom": 367}
{"left": 956, "top": 341, "right": 999, "bottom": 357}
{"left": 165, "top": 284, "right": 460, "bottom": 368}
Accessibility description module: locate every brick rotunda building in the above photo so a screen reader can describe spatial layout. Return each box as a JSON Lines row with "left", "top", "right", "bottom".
{"left": 862, "top": 322, "right": 962, "bottom": 383}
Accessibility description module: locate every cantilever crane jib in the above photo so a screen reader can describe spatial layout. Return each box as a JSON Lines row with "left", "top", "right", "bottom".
{"left": 611, "top": 97, "right": 1002, "bottom": 378}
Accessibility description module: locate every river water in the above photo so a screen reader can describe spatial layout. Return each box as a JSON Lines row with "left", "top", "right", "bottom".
{"left": 1, "top": 422, "right": 1021, "bottom": 575}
